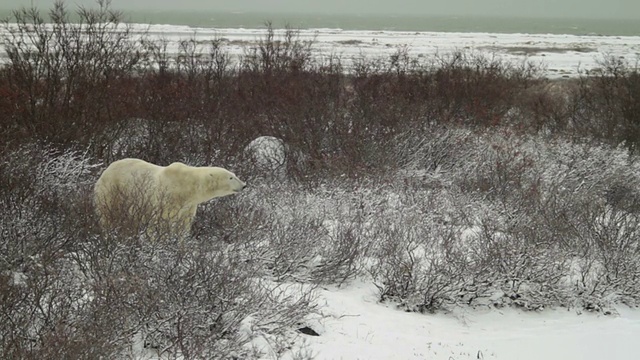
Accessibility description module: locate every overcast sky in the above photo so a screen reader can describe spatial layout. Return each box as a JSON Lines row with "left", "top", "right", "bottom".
{"left": 7, "top": 0, "right": 640, "bottom": 19}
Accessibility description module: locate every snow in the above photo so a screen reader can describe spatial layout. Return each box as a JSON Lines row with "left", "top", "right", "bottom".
{"left": 288, "top": 281, "right": 640, "bottom": 360}
{"left": 4, "top": 271, "right": 28, "bottom": 287}
{"left": 143, "top": 26, "right": 640, "bottom": 77}
{"left": 2, "top": 23, "right": 639, "bottom": 77}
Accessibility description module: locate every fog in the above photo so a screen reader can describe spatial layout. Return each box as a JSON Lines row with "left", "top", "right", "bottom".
{"left": 6, "top": 0, "right": 640, "bottom": 19}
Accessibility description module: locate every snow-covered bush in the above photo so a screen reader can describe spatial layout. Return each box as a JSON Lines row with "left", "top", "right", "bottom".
{"left": 368, "top": 210, "right": 466, "bottom": 312}
{"left": 366, "top": 130, "right": 640, "bottom": 313}
{"left": 196, "top": 181, "right": 374, "bottom": 284}
{"left": 390, "top": 126, "right": 474, "bottom": 175}
{"left": 0, "top": 144, "right": 115, "bottom": 359}
{"left": 0, "top": 143, "right": 99, "bottom": 271}
{"left": 81, "top": 234, "right": 315, "bottom": 359}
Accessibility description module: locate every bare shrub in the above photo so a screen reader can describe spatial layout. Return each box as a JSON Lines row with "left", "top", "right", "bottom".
{"left": 539, "top": 145, "right": 640, "bottom": 309}
{"left": 463, "top": 217, "right": 570, "bottom": 310}
{"left": 310, "top": 216, "right": 371, "bottom": 285}
{"left": 0, "top": 246, "right": 136, "bottom": 359}
{"left": 368, "top": 129, "right": 640, "bottom": 312}
{"left": 258, "top": 210, "right": 328, "bottom": 281}
{"left": 466, "top": 135, "right": 640, "bottom": 309}
{"left": 366, "top": 190, "right": 570, "bottom": 312}
{"left": 512, "top": 79, "right": 578, "bottom": 132}
{"left": 369, "top": 212, "right": 466, "bottom": 312}
{"left": 429, "top": 51, "right": 540, "bottom": 126}
{"left": 0, "top": 145, "right": 128, "bottom": 359}
{"left": 82, "top": 236, "right": 314, "bottom": 359}
{"left": 575, "top": 206, "right": 640, "bottom": 307}
{"left": 241, "top": 23, "right": 313, "bottom": 74}
{"left": 388, "top": 126, "right": 474, "bottom": 180}
{"left": 569, "top": 55, "right": 640, "bottom": 149}
{"left": 456, "top": 130, "right": 539, "bottom": 205}
{"left": 0, "top": 143, "right": 100, "bottom": 271}
{"left": 199, "top": 182, "right": 373, "bottom": 285}
{"left": 1, "top": 0, "right": 144, "bottom": 150}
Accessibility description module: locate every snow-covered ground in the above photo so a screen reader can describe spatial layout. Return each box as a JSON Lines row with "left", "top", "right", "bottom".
{"left": 141, "top": 25, "right": 640, "bottom": 78}
{"left": 175, "top": 26, "right": 640, "bottom": 77}
{"left": 2, "top": 23, "right": 639, "bottom": 77}
{"left": 292, "top": 281, "right": 640, "bottom": 360}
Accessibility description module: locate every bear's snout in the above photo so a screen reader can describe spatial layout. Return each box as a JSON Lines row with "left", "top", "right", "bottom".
{"left": 233, "top": 178, "right": 247, "bottom": 192}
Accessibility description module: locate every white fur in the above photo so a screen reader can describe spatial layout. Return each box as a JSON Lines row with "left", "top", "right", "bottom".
{"left": 94, "top": 158, "right": 246, "bottom": 237}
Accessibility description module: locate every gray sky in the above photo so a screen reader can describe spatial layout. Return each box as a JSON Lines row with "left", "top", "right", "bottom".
{"left": 6, "top": 0, "right": 640, "bottom": 19}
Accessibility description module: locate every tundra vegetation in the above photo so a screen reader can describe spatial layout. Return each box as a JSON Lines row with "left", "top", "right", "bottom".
{"left": 1, "top": 1, "right": 639, "bottom": 359}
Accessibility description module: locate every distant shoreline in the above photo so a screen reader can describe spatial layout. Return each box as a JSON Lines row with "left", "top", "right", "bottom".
{"left": 1, "top": 9, "right": 639, "bottom": 36}
{"left": 3, "top": 24, "right": 636, "bottom": 79}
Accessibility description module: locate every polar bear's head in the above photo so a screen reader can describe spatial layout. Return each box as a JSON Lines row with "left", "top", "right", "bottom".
{"left": 207, "top": 167, "right": 247, "bottom": 199}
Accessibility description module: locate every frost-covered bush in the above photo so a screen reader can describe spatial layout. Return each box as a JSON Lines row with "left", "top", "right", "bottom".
{"left": 390, "top": 126, "right": 474, "bottom": 175}
{"left": 368, "top": 210, "right": 465, "bottom": 312}
{"left": 366, "top": 188, "right": 564, "bottom": 312}
{"left": 0, "top": 144, "right": 113, "bottom": 359}
{"left": 79, "top": 234, "right": 315, "bottom": 359}
{"left": 570, "top": 206, "right": 640, "bottom": 308}
{"left": 458, "top": 215, "right": 571, "bottom": 310}
{"left": 0, "top": 143, "right": 99, "bottom": 269}
{"left": 200, "top": 182, "right": 374, "bottom": 284}
{"left": 368, "top": 130, "right": 640, "bottom": 312}
{"left": 0, "top": 142, "right": 100, "bottom": 200}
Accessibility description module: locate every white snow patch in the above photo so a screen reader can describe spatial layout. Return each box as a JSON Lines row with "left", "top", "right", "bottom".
{"left": 4, "top": 271, "right": 28, "bottom": 287}
{"left": 285, "top": 280, "right": 640, "bottom": 360}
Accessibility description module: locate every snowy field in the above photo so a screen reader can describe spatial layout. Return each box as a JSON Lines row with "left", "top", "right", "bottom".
{"left": 1, "top": 23, "right": 640, "bottom": 77}
{"left": 127, "top": 24, "right": 640, "bottom": 78}
{"left": 288, "top": 281, "right": 640, "bottom": 360}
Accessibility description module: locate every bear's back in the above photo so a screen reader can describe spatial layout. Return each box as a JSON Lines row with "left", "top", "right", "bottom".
{"left": 159, "top": 162, "right": 202, "bottom": 203}
{"left": 94, "top": 158, "right": 165, "bottom": 233}
{"left": 101, "top": 158, "right": 162, "bottom": 187}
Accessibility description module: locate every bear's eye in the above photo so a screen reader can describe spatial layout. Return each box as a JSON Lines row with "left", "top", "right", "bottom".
{"left": 229, "top": 176, "right": 233, "bottom": 180}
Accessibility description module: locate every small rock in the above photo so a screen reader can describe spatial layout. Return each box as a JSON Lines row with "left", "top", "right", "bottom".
{"left": 297, "top": 326, "right": 320, "bottom": 336}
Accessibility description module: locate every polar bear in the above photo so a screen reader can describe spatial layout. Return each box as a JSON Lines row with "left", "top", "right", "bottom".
{"left": 94, "top": 158, "right": 246, "bottom": 238}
